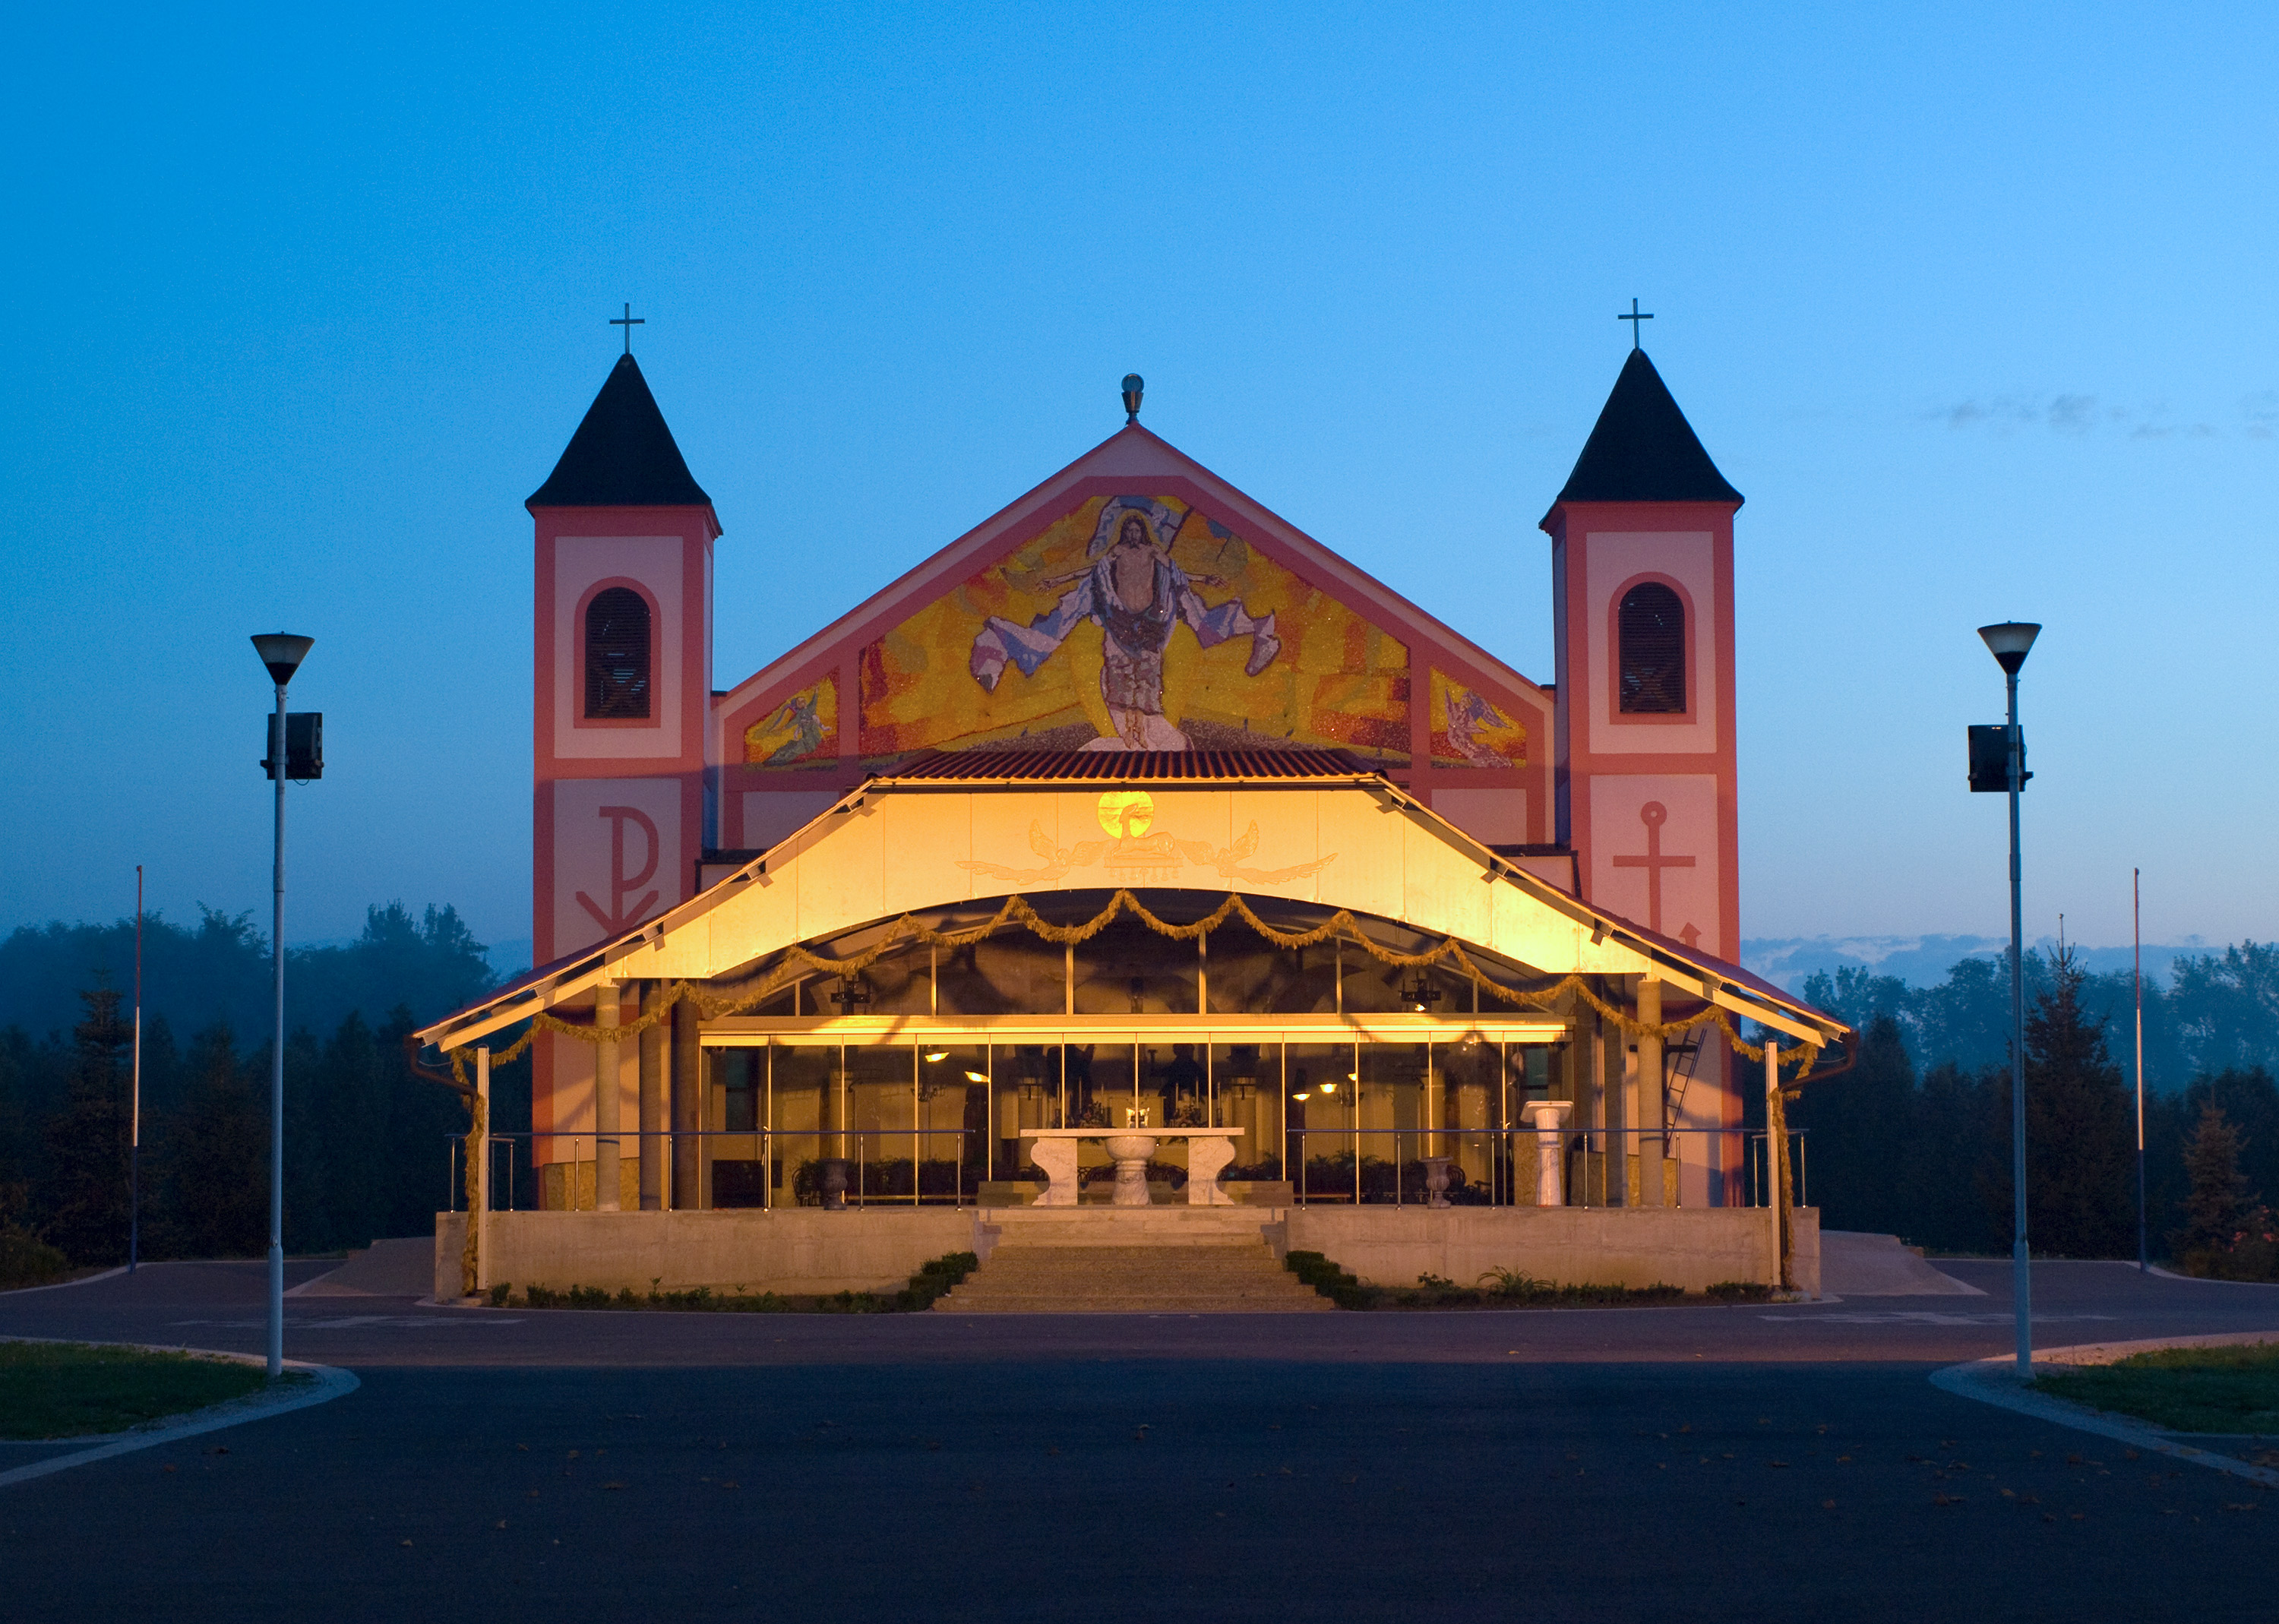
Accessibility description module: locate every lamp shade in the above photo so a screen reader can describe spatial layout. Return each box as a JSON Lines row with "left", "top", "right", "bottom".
{"left": 251, "top": 633, "right": 315, "bottom": 686}
{"left": 1977, "top": 621, "right": 2040, "bottom": 675}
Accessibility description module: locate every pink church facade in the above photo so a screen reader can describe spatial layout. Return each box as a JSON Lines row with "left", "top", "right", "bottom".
{"left": 468, "top": 346, "right": 1822, "bottom": 1238}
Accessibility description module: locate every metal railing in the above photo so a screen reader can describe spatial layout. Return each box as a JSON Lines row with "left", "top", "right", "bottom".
{"left": 452, "top": 1128, "right": 981, "bottom": 1211}
{"left": 1279, "top": 1125, "right": 1807, "bottom": 1208}
{"left": 449, "top": 1124, "right": 1809, "bottom": 1212}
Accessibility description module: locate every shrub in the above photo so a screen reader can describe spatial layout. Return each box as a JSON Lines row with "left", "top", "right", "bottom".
{"left": 896, "top": 1251, "right": 980, "bottom": 1310}
{"left": 0, "top": 1224, "right": 71, "bottom": 1291}
{"left": 1283, "top": 1249, "right": 1372, "bottom": 1309}
{"left": 1705, "top": 1281, "right": 1775, "bottom": 1302}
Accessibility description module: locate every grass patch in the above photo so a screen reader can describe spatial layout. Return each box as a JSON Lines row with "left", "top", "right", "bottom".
{"left": 2033, "top": 1341, "right": 2279, "bottom": 1434}
{"left": 500, "top": 1252, "right": 981, "bottom": 1316}
{"left": 1282, "top": 1252, "right": 1740, "bottom": 1310}
{"left": 0, "top": 1341, "right": 283, "bottom": 1439}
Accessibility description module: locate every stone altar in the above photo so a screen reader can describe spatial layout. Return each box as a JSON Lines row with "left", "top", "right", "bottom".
{"left": 1019, "top": 1128, "right": 1239, "bottom": 1207}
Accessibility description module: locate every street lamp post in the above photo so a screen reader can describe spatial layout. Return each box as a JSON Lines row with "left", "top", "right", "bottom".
{"left": 1978, "top": 620, "right": 2040, "bottom": 1375}
{"left": 251, "top": 633, "right": 314, "bottom": 1379}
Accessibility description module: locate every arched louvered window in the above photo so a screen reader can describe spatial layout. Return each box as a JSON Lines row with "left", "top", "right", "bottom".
{"left": 584, "top": 587, "right": 653, "bottom": 719}
{"left": 1617, "top": 582, "right": 1686, "bottom": 714}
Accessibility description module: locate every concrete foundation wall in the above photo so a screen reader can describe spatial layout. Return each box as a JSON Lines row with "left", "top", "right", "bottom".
{"left": 435, "top": 1208, "right": 985, "bottom": 1298}
{"left": 1285, "top": 1206, "right": 1820, "bottom": 1295}
{"left": 433, "top": 1204, "right": 1821, "bottom": 1300}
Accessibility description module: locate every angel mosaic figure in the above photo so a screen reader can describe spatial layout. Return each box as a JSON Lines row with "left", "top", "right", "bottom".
{"left": 752, "top": 689, "right": 827, "bottom": 765}
{"left": 1443, "top": 682, "right": 1516, "bottom": 767}
{"left": 968, "top": 497, "right": 1282, "bottom": 750}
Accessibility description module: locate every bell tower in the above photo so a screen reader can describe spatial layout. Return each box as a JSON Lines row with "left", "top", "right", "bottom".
{"left": 528, "top": 349, "right": 719, "bottom": 1205}
{"left": 1541, "top": 345, "right": 1743, "bottom": 1204}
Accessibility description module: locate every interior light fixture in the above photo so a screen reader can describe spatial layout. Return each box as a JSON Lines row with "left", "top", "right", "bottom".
{"left": 1320, "top": 1081, "right": 1338, "bottom": 1095}
{"left": 962, "top": 1070, "right": 988, "bottom": 1084}
{"left": 923, "top": 1051, "right": 950, "bottom": 1063}
{"left": 1293, "top": 1091, "right": 1312, "bottom": 1101}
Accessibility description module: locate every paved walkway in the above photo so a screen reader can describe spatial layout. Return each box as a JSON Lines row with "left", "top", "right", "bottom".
{"left": 2, "top": 1258, "right": 2274, "bottom": 1621}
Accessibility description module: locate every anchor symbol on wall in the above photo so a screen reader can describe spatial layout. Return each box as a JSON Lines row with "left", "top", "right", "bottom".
{"left": 1610, "top": 801, "right": 1696, "bottom": 940}
{"left": 577, "top": 805, "right": 661, "bottom": 934}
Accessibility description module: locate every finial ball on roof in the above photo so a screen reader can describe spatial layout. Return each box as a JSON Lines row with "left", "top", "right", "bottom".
{"left": 1121, "top": 374, "right": 1144, "bottom": 424}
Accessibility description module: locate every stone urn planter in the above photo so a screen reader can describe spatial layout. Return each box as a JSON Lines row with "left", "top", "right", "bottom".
{"left": 815, "top": 1158, "right": 851, "bottom": 1211}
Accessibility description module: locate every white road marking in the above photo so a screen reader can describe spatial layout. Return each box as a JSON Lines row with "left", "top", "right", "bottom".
{"left": 1759, "top": 1312, "right": 2120, "bottom": 1325}
{"left": 168, "top": 1316, "right": 523, "bottom": 1329}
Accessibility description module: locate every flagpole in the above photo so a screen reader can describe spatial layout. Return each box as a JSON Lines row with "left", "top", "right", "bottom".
{"left": 131, "top": 864, "right": 143, "bottom": 1273}
{"left": 2134, "top": 868, "right": 2146, "bottom": 1272}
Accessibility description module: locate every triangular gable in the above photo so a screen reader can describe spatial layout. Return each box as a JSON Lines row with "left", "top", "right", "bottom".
{"left": 716, "top": 425, "right": 1550, "bottom": 785}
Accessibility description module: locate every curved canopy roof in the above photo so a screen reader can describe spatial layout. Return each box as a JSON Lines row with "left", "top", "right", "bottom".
{"left": 418, "top": 753, "right": 1842, "bottom": 1053}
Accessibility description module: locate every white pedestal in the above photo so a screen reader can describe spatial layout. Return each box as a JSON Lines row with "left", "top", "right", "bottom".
{"left": 1102, "top": 1135, "right": 1158, "bottom": 1205}
{"left": 1185, "top": 1134, "right": 1237, "bottom": 1205}
{"left": 1522, "top": 1101, "right": 1573, "bottom": 1207}
{"left": 1028, "top": 1138, "right": 1079, "bottom": 1205}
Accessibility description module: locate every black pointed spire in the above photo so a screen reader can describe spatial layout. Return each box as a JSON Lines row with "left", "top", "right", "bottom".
{"left": 1554, "top": 349, "right": 1742, "bottom": 507}
{"left": 527, "top": 352, "right": 712, "bottom": 509}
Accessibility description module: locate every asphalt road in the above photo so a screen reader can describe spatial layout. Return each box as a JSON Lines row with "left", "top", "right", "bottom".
{"left": 2, "top": 1259, "right": 2276, "bottom": 1622}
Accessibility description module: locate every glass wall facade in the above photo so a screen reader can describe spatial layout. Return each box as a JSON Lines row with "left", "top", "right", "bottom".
{"left": 678, "top": 1032, "right": 1562, "bottom": 1209}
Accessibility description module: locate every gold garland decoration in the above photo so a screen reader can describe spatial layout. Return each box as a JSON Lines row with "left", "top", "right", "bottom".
{"left": 444, "top": 887, "right": 1822, "bottom": 1085}
{"left": 458, "top": 1088, "right": 485, "bottom": 1297}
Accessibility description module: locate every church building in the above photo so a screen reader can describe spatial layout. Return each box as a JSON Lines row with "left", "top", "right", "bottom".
{"left": 419, "top": 340, "right": 1847, "bottom": 1304}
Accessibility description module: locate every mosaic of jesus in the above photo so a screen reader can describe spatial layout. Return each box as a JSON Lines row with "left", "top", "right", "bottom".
{"left": 969, "top": 497, "right": 1282, "bottom": 750}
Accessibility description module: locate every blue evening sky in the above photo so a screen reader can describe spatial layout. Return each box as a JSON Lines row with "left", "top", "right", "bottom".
{"left": 5, "top": 4, "right": 2273, "bottom": 965}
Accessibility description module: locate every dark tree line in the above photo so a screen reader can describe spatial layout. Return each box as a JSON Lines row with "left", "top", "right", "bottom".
{"left": 0, "top": 903, "right": 525, "bottom": 1266}
{"left": 1798, "top": 940, "right": 2279, "bottom": 1094}
{"left": 1781, "top": 945, "right": 2279, "bottom": 1261}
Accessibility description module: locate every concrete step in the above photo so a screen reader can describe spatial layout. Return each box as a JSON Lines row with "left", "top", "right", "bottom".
{"left": 937, "top": 1234, "right": 1332, "bottom": 1313}
{"left": 982, "top": 1212, "right": 1278, "bottom": 1248}
{"left": 940, "top": 1292, "right": 1335, "bottom": 1314}
{"left": 979, "top": 1246, "right": 1284, "bottom": 1267}
{"left": 972, "top": 1266, "right": 1291, "bottom": 1286}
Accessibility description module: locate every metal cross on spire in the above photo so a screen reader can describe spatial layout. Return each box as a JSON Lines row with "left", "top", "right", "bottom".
{"left": 1617, "top": 298, "right": 1654, "bottom": 349}
{"left": 610, "top": 302, "right": 645, "bottom": 355}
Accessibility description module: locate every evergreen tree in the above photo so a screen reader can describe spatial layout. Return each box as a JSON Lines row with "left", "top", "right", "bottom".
{"left": 2021, "top": 944, "right": 2134, "bottom": 1257}
{"left": 2182, "top": 1069, "right": 2279, "bottom": 1215}
{"left": 2172, "top": 1102, "right": 2252, "bottom": 1263}
{"left": 1789, "top": 1014, "right": 1915, "bottom": 1236}
{"left": 40, "top": 988, "right": 131, "bottom": 1264}
{"left": 151, "top": 1026, "right": 266, "bottom": 1259}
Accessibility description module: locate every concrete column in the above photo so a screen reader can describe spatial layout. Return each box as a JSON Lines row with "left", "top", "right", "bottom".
{"left": 670, "top": 995, "right": 700, "bottom": 1210}
{"left": 473, "top": 1045, "right": 491, "bottom": 1292}
{"left": 1766, "top": 1039, "right": 1793, "bottom": 1288}
{"left": 638, "top": 982, "right": 664, "bottom": 1210}
{"left": 1637, "top": 977, "right": 1665, "bottom": 1207}
{"left": 594, "top": 982, "right": 621, "bottom": 1212}
{"left": 1601, "top": 1005, "right": 1626, "bottom": 1206}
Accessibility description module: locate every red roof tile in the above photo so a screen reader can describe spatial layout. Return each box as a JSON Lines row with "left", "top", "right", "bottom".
{"left": 880, "top": 748, "right": 1379, "bottom": 782}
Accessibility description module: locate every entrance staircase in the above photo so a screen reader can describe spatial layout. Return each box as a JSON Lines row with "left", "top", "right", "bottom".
{"left": 935, "top": 1207, "right": 1333, "bottom": 1313}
